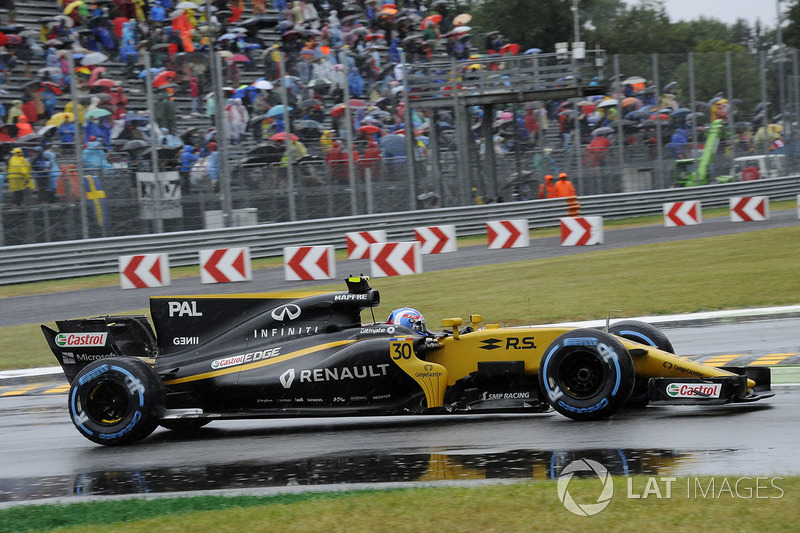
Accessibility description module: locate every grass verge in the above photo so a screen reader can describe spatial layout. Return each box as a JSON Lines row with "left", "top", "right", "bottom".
{"left": 3, "top": 225, "right": 799, "bottom": 370}
{"left": 2, "top": 476, "right": 796, "bottom": 532}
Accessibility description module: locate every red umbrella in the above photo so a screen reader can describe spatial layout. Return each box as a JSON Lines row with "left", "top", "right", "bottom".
{"left": 270, "top": 132, "right": 299, "bottom": 141}
{"left": 331, "top": 103, "right": 346, "bottom": 117}
{"left": 90, "top": 78, "right": 119, "bottom": 88}
{"left": 153, "top": 70, "right": 176, "bottom": 87}
{"left": 38, "top": 81, "right": 63, "bottom": 95}
{"left": 226, "top": 53, "right": 251, "bottom": 62}
{"left": 358, "top": 124, "right": 380, "bottom": 134}
{"left": 348, "top": 98, "right": 368, "bottom": 108}
{"left": 421, "top": 14, "right": 442, "bottom": 26}
{"left": 500, "top": 43, "right": 520, "bottom": 55}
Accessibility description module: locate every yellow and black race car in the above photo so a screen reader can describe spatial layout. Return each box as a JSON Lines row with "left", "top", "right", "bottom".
{"left": 42, "top": 276, "right": 773, "bottom": 446}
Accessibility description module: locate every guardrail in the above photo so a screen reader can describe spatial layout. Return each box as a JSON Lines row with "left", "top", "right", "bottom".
{"left": 1, "top": 176, "right": 798, "bottom": 285}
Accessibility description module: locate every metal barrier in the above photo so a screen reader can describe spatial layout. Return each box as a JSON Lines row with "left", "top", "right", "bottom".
{"left": 1, "top": 176, "right": 798, "bottom": 285}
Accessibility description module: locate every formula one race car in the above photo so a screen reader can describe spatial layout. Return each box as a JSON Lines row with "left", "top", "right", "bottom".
{"left": 42, "top": 276, "right": 774, "bottom": 446}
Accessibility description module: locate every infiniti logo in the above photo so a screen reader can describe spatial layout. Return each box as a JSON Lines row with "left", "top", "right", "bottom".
{"left": 271, "top": 304, "right": 302, "bottom": 321}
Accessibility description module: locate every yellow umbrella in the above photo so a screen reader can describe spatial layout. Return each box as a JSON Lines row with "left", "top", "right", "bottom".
{"left": 453, "top": 13, "right": 472, "bottom": 26}
{"left": 46, "top": 112, "right": 74, "bottom": 126}
{"left": 63, "top": 0, "right": 83, "bottom": 15}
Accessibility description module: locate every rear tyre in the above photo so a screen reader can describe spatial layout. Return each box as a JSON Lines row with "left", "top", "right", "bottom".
{"left": 608, "top": 320, "right": 674, "bottom": 408}
{"left": 539, "top": 329, "right": 635, "bottom": 421}
{"left": 69, "top": 357, "right": 164, "bottom": 446}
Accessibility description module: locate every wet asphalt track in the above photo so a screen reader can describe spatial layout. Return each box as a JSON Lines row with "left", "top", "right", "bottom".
{"left": 1, "top": 213, "right": 799, "bottom": 505}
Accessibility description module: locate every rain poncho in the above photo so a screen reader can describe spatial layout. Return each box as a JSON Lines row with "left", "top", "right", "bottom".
{"left": 7, "top": 150, "right": 34, "bottom": 192}
{"left": 81, "top": 141, "right": 113, "bottom": 174}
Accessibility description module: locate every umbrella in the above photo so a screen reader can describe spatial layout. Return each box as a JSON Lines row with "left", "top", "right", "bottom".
{"left": 239, "top": 16, "right": 280, "bottom": 30}
{"left": 524, "top": 48, "right": 542, "bottom": 54}
{"left": 89, "top": 78, "right": 118, "bottom": 88}
{"left": 499, "top": 43, "right": 520, "bottom": 55}
{"left": 153, "top": 70, "right": 176, "bottom": 87}
{"left": 265, "top": 105, "right": 291, "bottom": 118}
{"left": 63, "top": 0, "right": 83, "bottom": 15}
{"left": 348, "top": 98, "right": 368, "bottom": 108}
{"left": 125, "top": 115, "right": 151, "bottom": 125}
{"left": 330, "top": 103, "right": 346, "bottom": 117}
{"left": 226, "top": 54, "right": 251, "bottom": 62}
{"left": 217, "top": 33, "right": 239, "bottom": 41}
{"left": 671, "top": 108, "right": 692, "bottom": 119}
{"left": 80, "top": 52, "right": 108, "bottom": 66}
{"left": 86, "top": 108, "right": 112, "bottom": 119}
{"left": 622, "top": 76, "right": 646, "bottom": 85}
{"left": 591, "top": 126, "right": 614, "bottom": 137}
{"left": 36, "top": 124, "right": 59, "bottom": 139}
{"left": 0, "top": 124, "right": 18, "bottom": 137}
{"left": 301, "top": 98, "right": 322, "bottom": 107}
{"left": 454, "top": 13, "right": 472, "bottom": 25}
{"left": 121, "top": 139, "right": 148, "bottom": 151}
{"left": 176, "top": 1, "right": 199, "bottom": 9}
{"left": 46, "top": 112, "right": 74, "bottom": 126}
{"left": 296, "top": 119, "right": 324, "bottom": 130}
{"left": 307, "top": 78, "right": 331, "bottom": 87}
{"left": 380, "top": 134, "right": 406, "bottom": 156}
{"left": 421, "top": 14, "right": 442, "bottom": 26}
{"left": 18, "top": 133, "right": 42, "bottom": 143}
{"left": 169, "top": 9, "right": 185, "bottom": 19}
{"left": 358, "top": 124, "right": 380, "bottom": 135}
{"left": 37, "top": 66, "right": 62, "bottom": 77}
{"left": 444, "top": 26, "right": 471, "bottom": 37}
{"left": 596, "top": 98, "right": 619, "bottom": 109}
{"left": 621, "top": 96, "right": 641, "bottom": 109}
{"left": 38, "top": 81, "right": 63, "bottom": 95}
{"left": 270, "top": 132, "right": 299, "bottom": 141}
{"left": 252, "top": 79, "right": 274, "bottom": 90}
{"left": 378, "top": 7, "right": 398, "bottom": 16}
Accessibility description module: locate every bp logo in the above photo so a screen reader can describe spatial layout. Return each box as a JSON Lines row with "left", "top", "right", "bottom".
{"left": 557, "top": 458, "right": 614, "bottom": 516}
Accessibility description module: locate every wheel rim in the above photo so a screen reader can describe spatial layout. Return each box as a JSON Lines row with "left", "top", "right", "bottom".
{"left": 86, "top": 379, "right": 131, "bottom": 425}
{"left": 558, "top": 350, "right": 607, "bottom": 399}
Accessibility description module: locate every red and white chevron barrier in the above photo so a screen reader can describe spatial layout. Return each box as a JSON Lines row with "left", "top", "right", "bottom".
{"left": 283, "top": 245, "right": 336, "bottom": 281}
{"left": 119, "top": 253, "right": 170, "bottom": 289}
{"left": 487, "top": 219, "right": 529, "bottom": 249}
{"left": 369, "top": 242, "right": 422, "bottom": 277}
{"left": 414, "top": 225, "right": 457, "bottom": 254}
{"left": 560, "top": 216, "right": 604, "bottom": 246}
{"left": 663, "top": 200, "right": 702, "bottom": 227}
{"left": 200, "top": 247, "right": 252, "bottom": 284}
{"left": 346, "top": 230, "right": 388, "bottom": 259}
{"left": 730, "top": 196, "right": 769, "bottom": 222}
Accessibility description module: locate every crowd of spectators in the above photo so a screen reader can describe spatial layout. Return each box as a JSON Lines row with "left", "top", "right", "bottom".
{"left": 0, "top": 0, "right": 790, "bottom": 209}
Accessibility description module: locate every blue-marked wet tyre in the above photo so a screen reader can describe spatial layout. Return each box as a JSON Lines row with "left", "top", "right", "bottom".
{"left": 608, "top": 320, "right": 675, "bottom": 408}
{"left": 69, "top": 357, "right": 164, "bottom": 446}
{"left": 539, "top": 329, "right": 635, "bottom": 421}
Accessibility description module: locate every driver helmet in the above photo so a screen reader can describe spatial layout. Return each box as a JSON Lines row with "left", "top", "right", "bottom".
{"left": 387, "top": 307, "right": 427, "bottom": 335}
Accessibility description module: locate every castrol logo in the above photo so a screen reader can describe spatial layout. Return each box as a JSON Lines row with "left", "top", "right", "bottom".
{"left": 55, "top": 332, "right": 108, "bottom": 348}
{"left": 666, "top": 383, "right": 721, "bottom": 398}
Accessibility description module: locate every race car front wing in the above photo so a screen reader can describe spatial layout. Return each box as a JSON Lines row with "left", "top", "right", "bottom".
{"left": 648, "top": 366, "right": 774, "bottom": 405}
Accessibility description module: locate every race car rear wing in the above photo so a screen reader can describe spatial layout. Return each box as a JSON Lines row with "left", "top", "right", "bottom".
{"left": 41, "top": 316, "right": 158, "bottom": 384}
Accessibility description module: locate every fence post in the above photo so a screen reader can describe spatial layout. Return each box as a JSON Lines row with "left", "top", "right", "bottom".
{"left": 67, "top": 52, "right": 89, "bottom": 239}
{"left": 401, "top": 50, "right": 417, "bottom": 210}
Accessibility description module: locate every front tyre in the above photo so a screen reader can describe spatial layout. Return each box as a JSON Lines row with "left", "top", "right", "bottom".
{"left": 539, "top": 329, "right": 635, "bottom": 421}
{"left": 69, "top": 357, "right": 164, "bottom": 446}
{"left": 608, "top": 320, "right": 675, "bottom": 408}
